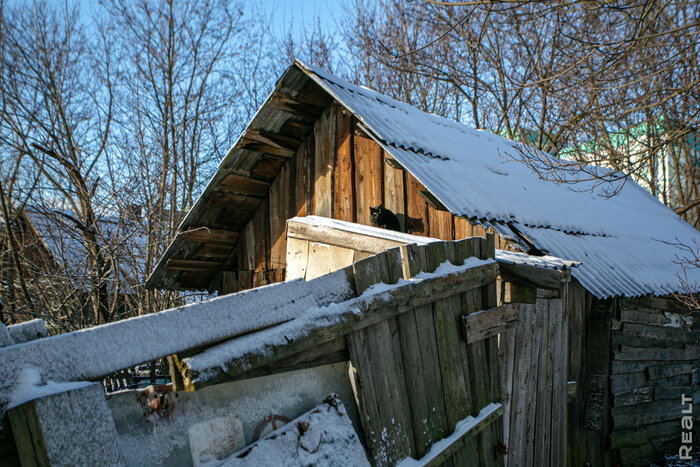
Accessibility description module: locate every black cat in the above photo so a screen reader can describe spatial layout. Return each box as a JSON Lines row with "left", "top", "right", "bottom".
{"left": 369, "top": 205, "right": 401, "bottom": 232}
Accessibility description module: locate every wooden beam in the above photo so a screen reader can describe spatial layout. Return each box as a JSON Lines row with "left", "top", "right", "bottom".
{"left": 419, "top": 190, "right": 449, "bottom": 212}
{"left": 269, "top": 94, "right": 325, "bottom": 119}
{"left": 287, "top": 219, "right": 423, "bottom": 254}
{"left": 238, "top": 142, "right": 295, "bottom": 158}
{"left": 194, "top": 244, "right": 235, "bottom": 259}
{"left": 401, "top": 403, "right": 503, "bottom": 467}
{"left": 281, "top": 119, "right": 312, "bottom": 135}
{"left": 218, "top": 173, "right": 270, "bottom": 197}
{"left": 206, "top": 191, "right": 261, "bottom": 211}
{"left": 225, "top": 337, "right": 348, "bottom": 383}
{"left": 462, "top": 303, "right": 519, "bottom": 344}
{"left": 164, "top": 259, "right": 224, "bottom": 272}
{"left": 182, "top": 261, "right": 499, "bottom": 389}
{"left": 498, "top": 261, "right": 568, "bottom": 290}
{"left": 244, "top": 129, "right": 302, "bottom": 150}
{"left": 180, "top": 228, "right": 239, "bottom": 245}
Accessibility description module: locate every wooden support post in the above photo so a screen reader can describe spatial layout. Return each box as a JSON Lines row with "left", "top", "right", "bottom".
{"left": 8, "top": 383, "right": 123, "bottom": 466}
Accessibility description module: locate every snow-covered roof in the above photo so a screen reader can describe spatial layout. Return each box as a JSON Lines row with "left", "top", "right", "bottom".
{"left": 11, "top": 206, "right": 146, "bottom": 289}
{"left": 297, "top": 62, "right": 700, "bottom": 298}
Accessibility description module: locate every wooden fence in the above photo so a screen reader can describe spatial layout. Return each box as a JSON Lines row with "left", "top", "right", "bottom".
{"left": 284, "top": 220, "right": 571, "bottom": 466}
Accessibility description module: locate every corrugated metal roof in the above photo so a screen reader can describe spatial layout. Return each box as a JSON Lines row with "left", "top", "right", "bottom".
{"left": 298, "top": 62, "right": 700, "bottom": 298}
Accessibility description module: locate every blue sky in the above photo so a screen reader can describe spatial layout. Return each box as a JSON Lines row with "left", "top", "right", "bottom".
{"left": 258, "top": 0, "right": 337, "bottom": 36}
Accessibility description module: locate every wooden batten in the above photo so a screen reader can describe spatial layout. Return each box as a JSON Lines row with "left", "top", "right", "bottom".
{"left": 269, "top": 94, "right": 325, "bottom": 120}
{"left": 206, "top": 191, "right": 262, "bottom": 211}
{"left": 164, "top": 259, "right": 224, "bottom": 272}
{"left": 240, "top": 129, "right": 302, "bottom": 156}
{"left": 502, "top": 281, "right": 537, "bottom": 304}
{"left": 180, "top": 228, "right": 239, "bottom": 245}
{"left": 419, "top": 190, "right": 449, "bottom": 212}
{"left": 218, "top": 173, "right": 270, "bottom": 197}
{"left": 499, "top": 261, "right": 569, "bottom": 290}
{"left": 463, "top": 303, "right": 519, "bottom": 344}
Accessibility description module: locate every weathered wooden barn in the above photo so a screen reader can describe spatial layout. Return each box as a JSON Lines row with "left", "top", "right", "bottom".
{"left": 144, "top": 62, "right": 700, "bottom": 466}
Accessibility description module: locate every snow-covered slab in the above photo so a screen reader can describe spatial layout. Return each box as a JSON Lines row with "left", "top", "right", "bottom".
{"left": 220, "top": 394, "right": 369, "bottom": 467}
{"left": 289, "top": 215, "right": 438, "bottom": 246}
{"left": 0, "top": 267, "right": 354, "bottom": 422}
{"left": 297, "top": 61, "right": 700, "bottom": 298}
{"left": 8, "top": 319, "right": 48, "bottom": 344}
{"left": 0, "top": 324, "right": 12, "bottom": 348}
{"left": 495, "top": 249, "right": 579, "bottom": 271}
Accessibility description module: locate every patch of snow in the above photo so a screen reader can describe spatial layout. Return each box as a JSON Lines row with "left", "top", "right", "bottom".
{"left": 663, "top": 312, "right": 682, "bottom": 328}
{"left": 8, "top": 318, "right": 48, "bottom": 344}
{"left": 397, "top": 402, "right": 502, "bottom": 467}
{"left": 218, "top": 394, "right": 370, "bottom": 467}
{"left": 291, "top": 216, "right": 439, "bottom": 245}
{"left": 495, "top": 249, "right": 579, "bottom": 270}
{"left": 8, "top": 367, "right": 93, "bottom": 409}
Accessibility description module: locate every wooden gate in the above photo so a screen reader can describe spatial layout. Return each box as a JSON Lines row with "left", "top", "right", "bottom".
{"left": 343, "top": 238, "right": 503, "bottom": 466}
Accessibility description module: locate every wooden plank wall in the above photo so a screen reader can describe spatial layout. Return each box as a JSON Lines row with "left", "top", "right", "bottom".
{"left": 222, "top": 103, "right": 512, "bottom": 294}
{"left": 345, "top": 238, "right": 503, "bottom": 466}
{"left": 607, "top": 298, "right": 700, "bottom": 466}
{"left": 500, "top": 284, "right": 569, "bottom": 466}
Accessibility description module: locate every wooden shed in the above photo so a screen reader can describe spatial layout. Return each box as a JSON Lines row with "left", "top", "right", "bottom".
{"left": 146, "top": 62, "right": 700, "bottom": 466}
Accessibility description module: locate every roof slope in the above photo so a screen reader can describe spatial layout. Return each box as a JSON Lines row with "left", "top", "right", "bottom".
{"left": 148, "top": 61, "right": 700, "bottom": 299}
{"left": 298, "top": 62, "right": 700, "bottom": 298}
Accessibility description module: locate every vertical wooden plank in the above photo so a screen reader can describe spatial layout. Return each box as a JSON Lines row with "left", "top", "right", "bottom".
{"left": 346, "top": 330, "right": 386, "bottom": 463}
{"left": 287, "top": 148, "right": 298, "bottom": 220}
{"left": 464, "top": 285, "right": 497, "bottom": 467}
{"left": 252, "top": 197, "right": 270, "bottom": 273}
{"left": 428, "top": 205, "right": 454, "bottom": 241}
{"left": 305, "top": 242, "right": 332, "bottom": 280}
{"left": 454, "top": 216, "right": 473, "bottom": 239}
{"left": 405, "top": 173, "right": 429, "bottom": 236}
{"left": 329, "top": 245, "right": 355, "bottom": 272}
{"left": 500, "top": 326, "right": 517, "bottom": 466}
{"left": 397, "top": 244, "right": 451, "bottom": 459}
{"left": 269, "top": 162, "right": 289, "bottom": 271}
{"left": 428, "top": 242, "right": 481, "bottom": 467}
{"left": 347, "top": 252, "right": 415, "bottom": 465}
{"left": 242, "top": 218, "right": 255, "bottom": 272}
{"left": 384, "top": 153, "right": 406, "bottom": 232}
{"left": 550, "top": 295, "right": 567, "bottom": 466}
{"left": 510, "top": 303, "right": 536, "bottom": 466}
{"left": 333, "top": 108, "right": 355, "bottom": 222}
{"left": 354, "top": 135, "right": 383, "bottom": 225}
{"left": 285, "top": 238, "right": 309, "bottom": 280}
{"left": 295, "top": 138, "right": 309, "bottom": 217}
{"left": 524, "top": 297, "right": 545, "bottom": 465}
{"left": 313, "top": 105, "right": 336, "bottom": 217}
{"left": 534, "top": 299, "right": 552, "bottom": 466}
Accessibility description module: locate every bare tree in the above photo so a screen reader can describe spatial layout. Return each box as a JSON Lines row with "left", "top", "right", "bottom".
{"left": 343, "top": 0, "right": 700, "bottom": 223}
{"left": 0, "top": 0, "right": 120, "bottom": 327}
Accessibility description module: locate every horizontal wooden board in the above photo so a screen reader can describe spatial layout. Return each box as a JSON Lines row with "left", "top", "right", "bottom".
{"left": 218, "top": 173, "right": 270, "bottom": 197}
{"left": 180, "top": 228, "right": 239, "bottom": 245}
{"left": 463, "top": 303, "right": 518, "bottom": 344}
